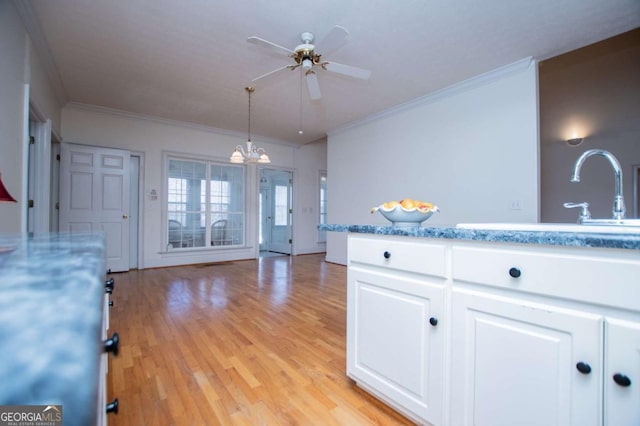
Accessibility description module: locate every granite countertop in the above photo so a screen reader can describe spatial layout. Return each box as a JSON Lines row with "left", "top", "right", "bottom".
{"left": 0, "top": 233, "right": 106, "bottom": 425}
{"left": 319, "top": 224, "right": 640, "bottom": 250}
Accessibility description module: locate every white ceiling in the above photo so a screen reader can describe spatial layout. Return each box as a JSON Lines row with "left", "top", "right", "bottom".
{"left": 19, "top": 0, "right": 640, "bottom": 145}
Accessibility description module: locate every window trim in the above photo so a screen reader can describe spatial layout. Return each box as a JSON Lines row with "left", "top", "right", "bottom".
{"left": 162, "top": 151, "right": 247, "bottom": 252}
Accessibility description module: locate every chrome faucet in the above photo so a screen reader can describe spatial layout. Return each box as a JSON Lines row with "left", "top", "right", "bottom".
{"left": 570, "top": 149, "right": 625, "bottom": 220}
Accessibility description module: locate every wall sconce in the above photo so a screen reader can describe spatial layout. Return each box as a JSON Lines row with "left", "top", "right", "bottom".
{"left": 566, "top": 137, "right": 584, "bottom": 147}
{"left": 0, "top": 173, "right": 17, "bottom": 203}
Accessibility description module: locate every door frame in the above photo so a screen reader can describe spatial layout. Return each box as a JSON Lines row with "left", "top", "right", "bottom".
{"left": 27, "top": 102, "right": 57, "bottom": 234}
{"left": 259, "top": 183, "right": 269, "bottom": 252}
{"left": 258, "top": 166, "right": 295, "bottom": 256}
{"left": 130, "top": 151, "right": 145, "bottom": 269}
{"left": 633, "top": 164, "right": 639, "bottom": 218}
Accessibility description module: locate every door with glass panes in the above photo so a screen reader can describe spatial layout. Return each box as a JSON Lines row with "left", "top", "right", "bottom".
{"left": 259, "top": 169, "right": 292, "bottom": 254}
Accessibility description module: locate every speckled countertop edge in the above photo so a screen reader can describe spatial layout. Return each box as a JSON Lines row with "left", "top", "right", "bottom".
{"left": 318, "top": 224, "right": 640, "bottom": 250}
{"left": 0, "top": 232, "right": 106, "bottom": 426}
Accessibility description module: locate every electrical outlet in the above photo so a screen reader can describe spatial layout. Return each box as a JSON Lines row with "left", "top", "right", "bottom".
{"left": 510, "top": 199, "right": 523, "bottom": 210}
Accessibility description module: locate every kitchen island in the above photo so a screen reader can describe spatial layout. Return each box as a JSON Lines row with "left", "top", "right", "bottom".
{"left": 321, "top": 223, "right": 640, "bottom": 426}
{"left": 0, "top": 233, "right": 107, "bottom": 426}
{"left": 320, "top": 223, "right": 640, "bottom": 250}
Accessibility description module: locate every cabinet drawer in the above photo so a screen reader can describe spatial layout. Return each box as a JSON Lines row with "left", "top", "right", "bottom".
{"left": 349, "top": 235, "right": 447, "bottom": 278}
{"left": 452, "top": 244, "right": 640, "bottom": 311}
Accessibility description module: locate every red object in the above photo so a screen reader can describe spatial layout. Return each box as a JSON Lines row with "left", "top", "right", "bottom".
{"left": 0, "top": 173, "right": 17, "bottom": 202}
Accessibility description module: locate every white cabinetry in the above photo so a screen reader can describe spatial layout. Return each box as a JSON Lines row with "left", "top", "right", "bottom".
{"left": 347, "top": 235, "right": 447, "bottom": 425}
{"left": 605, "top": 318, "right": 640, "bottom": 425}
{"left": 451, "top": 242, "right": 640, "bottom": 426}
{"left": 347, "top": 234, "right": 640, "bottom": 426}
{"left": 450, "top": 289, "right": 602, "bottom": 426}
{"left": 97, "top": 293, "right": 109, "bottom": 426}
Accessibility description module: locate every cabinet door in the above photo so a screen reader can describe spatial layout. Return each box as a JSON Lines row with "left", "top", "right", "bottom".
{"left": 605, "top": 318, "right": 640, "bottom": 426}
{"left": 451, "top": 289, "right": 602, "bottom": 426}
{"left": 347, "top": 267, "right": 445, "bottom": 425}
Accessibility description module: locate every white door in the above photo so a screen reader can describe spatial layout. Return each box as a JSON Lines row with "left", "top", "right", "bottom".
{"left": 266, "top": 170, "right": 292, "bottom": 255}
{"left": 605, "top": 318, "right": 640, "bottom": 426}
{"left": 450, "top": 288, "right": 602, "bottom": 426}
{"left": 60, "top": 143, "right": 131, "bottom": 272}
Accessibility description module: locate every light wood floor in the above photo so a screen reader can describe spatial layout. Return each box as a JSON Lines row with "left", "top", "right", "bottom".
{"left": 107, "top": 254, "right": 413, "bottom": 425}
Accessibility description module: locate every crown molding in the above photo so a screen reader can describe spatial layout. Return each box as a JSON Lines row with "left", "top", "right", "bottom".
{"left": 11, "top": 0, "right": 68, "bottom": 107}
{"left": 328, "top": 57, "right": 535, "bottom": 138}
{"left": 65, "top": 102, "right": 299, "bottom": 148}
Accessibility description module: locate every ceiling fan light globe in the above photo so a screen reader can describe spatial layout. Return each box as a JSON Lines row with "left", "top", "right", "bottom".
{"left": 300, "top": 32, "right": 314, "bottom": 44}
{"left": 302, "top": 58, "right": 313, "bottom": 69}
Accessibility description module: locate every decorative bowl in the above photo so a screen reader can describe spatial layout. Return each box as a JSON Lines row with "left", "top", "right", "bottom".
{"left": 371, "top": 202, "right": 439, "bottom": 227}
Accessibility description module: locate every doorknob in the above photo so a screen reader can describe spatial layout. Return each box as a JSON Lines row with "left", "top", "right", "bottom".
{"left": 122, "top": 214, "right": 129, "bottom": 219}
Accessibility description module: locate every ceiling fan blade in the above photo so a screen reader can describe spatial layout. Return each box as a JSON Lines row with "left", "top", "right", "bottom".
{"left": 315, "top": 25, "right": 349, "bottom": 56}
{"left": 323, "top": 61, "right": 371, "bottom": 80}
{"left": 306, "top": 71, "right": 322, "bottom": 100}
{"left": 247, "top": 36, "right": 294, "bottom": 56}
{"left": 252, "top": 65, "right": 293, "bottom": 83}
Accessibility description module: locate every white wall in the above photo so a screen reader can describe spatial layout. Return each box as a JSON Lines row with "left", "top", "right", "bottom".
{"left": 29, "top": 44, "right": 62, "bottom": 137}
{"left": 293, "top": 139, "right": 327, "bottom": 254}
{"left": 326, "top": 59, "right": 539, "bottom": 264}
{"left": 61, "top": 105, "right": 327, "bottom": 268}
{"left": 540, "top": 29, "right": 640, "bottom": 222}
{"left": 0, "top": 2, "right": 28, "bottom": 232}
{"left": 0, "top": 2, "right": 62, "bottom": 233}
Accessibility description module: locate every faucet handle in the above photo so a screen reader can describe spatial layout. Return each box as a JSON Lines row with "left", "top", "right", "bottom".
{"left": 564, "top": 202, "right": 591, "bottom": 223}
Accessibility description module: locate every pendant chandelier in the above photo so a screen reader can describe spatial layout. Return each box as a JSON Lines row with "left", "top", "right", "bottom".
{"left": 0, "top": 173, "right": 17, "bottom": 202}
{"left": 230, "top": 87, "right": 271, "bottom": 164}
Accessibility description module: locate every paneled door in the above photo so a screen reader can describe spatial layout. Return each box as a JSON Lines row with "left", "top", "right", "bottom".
{"left": 60, "top": 143, "right": 131, "bottom": 272}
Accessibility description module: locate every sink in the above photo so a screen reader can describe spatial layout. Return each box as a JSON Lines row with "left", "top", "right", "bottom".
{"left": 579, "top": 218, "right": 640, "bottom": 227}
{"left": 456, "top": 222, "right": 640, "bottom": 234}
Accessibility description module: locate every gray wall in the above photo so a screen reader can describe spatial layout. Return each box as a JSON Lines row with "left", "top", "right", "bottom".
{"left": 540, "top": 29, "right": 640, "bottom": 222}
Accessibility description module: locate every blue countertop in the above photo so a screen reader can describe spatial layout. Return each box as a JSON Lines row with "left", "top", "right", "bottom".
{"left": 319, "top": 224, "right": 640, "bottom": 250}
{"left": 0, "top": 233, "right": 106, "bottom": 426}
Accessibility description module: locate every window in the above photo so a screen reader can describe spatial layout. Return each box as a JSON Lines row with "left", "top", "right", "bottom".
{"left": 318, "top": 172, "right": 327, "bottom": 242}
{"left": 167, "top": 157, "right": 244, "bottom": 249}
{"left": 274, "top": 184, "right": 289, "bottom": 226}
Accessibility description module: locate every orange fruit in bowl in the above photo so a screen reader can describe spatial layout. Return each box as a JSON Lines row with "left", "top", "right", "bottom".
{"left": 383, "top": 201, "right": 400, "bottom": 209}
{"left": 400, "top": 198, "right": 416, "bottom": 209}
{"left": 416, "top": 202, "right": 434, "bottom": 212}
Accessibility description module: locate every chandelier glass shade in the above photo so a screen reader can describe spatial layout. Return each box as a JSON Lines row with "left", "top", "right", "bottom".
{"left": 230, "top": 87, "right": 270, "bottom": 164}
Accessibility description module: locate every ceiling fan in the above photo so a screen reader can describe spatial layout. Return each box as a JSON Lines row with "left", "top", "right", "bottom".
{"left": 247, "top": 26, "right": 371, "bottom": 100}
